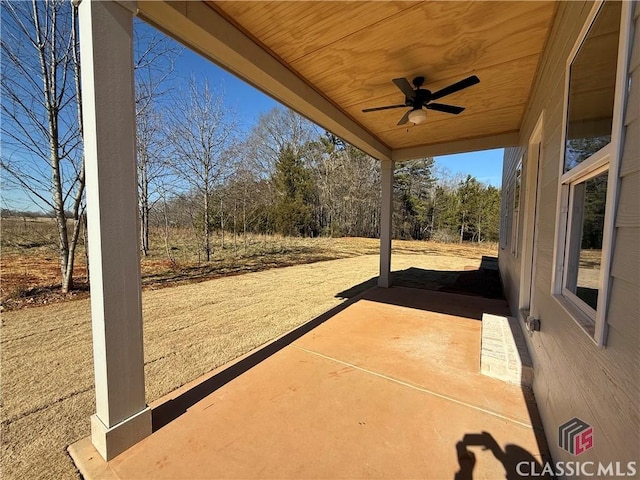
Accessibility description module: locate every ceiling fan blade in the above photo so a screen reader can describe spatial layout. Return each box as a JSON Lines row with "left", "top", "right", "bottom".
{"left": 397, "top": 110, "right": 411, "bottom": 125}
{"left": 430, "top": 75, "right": 480, "bottom": 101}
{"left": 392, "top": 78, "right": 415, "bottom": 99}
{"left": 362, "top": 104, "right": 408, "bottom": 113}
{"left": 426, "top": 103, "right": 465, "bottom": 115}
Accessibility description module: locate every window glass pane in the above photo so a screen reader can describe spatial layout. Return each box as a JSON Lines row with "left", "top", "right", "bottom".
{"left": 514, "top": 161, "right": 522, "bottom": 210}
{"left": 501, "top": 186, "right": 511, "bottom": 249}
{"left": 565, "top": 171, "right": 608, "bottom": 311}
{"left": 511, "top": 161, "right": 521, "bottom": 255}
{"left": 564, "top": 1, "right": 621, "bottom": 172}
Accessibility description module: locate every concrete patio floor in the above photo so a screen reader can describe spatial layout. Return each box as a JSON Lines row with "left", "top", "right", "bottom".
{"left": 70, "top": 286, "right": 550, "bottom": 479}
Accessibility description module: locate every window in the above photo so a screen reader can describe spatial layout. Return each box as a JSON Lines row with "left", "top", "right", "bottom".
{"left": 564, "top": 168, "right": 608, "bottom": 313}
{"left": 511, "top": 159, "right": 522, "bottom": 256}
{"left": 564, "top": 2, "right": 620, "bottom": 174}
{"left": 500, "top": 159, "right": 522, "bottom": 254}
{"left": 553, "top": 0, "right": 630, "bottom": 346}
{"left": 501, "top": 184, "right": 511, "bottom": 250}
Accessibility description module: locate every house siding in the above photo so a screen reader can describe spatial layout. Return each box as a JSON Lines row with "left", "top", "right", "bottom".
{"left": 499, "top": 0, "right": 639, "bottom": 467}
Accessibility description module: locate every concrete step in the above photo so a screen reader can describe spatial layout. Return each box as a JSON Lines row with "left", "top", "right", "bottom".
{"left": 480, "top": 313, "right": 533, "bottom": 387}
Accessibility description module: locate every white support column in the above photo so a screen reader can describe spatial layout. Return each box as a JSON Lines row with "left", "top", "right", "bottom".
{"left": 78, "top": 0, "right": 151, "bottom": 461}
{"left": 379, "top": 160, "right": 394, "bottom": 288}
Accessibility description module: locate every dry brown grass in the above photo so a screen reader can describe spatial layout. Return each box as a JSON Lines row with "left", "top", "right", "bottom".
{"left": 1, "top": 216, "right": 497, "bottom": 310}
{"left": 1, "top": 232, "right": 497, "bottom": 480}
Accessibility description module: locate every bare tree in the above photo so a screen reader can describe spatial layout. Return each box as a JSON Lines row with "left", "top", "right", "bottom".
{"left": 224, "top": 160, "right": 269, "bottom": 251}
{"left": 166, "top": 78, "right": 236, "bottom": 261}
{"left": 134, "top": 25, "right": 180, "bottom": 256}
{"left": 307, "top": 134, "right": 381, "bottom": 238}
{"left": 136, "top": 104, "right": 164, "bottom": 256}
{"left": 1, "top": 0, "right": 85, "bottom": 292}
{"left": 246, "top": 106, "right": 317, "bottom": 177}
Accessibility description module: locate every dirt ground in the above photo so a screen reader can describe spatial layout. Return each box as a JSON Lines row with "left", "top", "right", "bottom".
{"left": 0, "top": 223, "right": 498, "bottom": 310}
{"left": 1, "top": 242, "right": 498, "bottom": 480}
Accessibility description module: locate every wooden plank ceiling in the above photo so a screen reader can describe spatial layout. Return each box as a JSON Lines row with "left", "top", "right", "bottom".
{"left": 207, "top": 1, "right": 556, "bottom": 154}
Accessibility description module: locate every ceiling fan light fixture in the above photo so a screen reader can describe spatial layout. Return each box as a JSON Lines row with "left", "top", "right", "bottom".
{"left": 408, "top": 108, "right": 427, "bottom": 124}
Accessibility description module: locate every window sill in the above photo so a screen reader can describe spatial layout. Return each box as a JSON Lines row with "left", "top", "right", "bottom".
{"left": 551, "top": 294, "right": 598, "bottom": 345}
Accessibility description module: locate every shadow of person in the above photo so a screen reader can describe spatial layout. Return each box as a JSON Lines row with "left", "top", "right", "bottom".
{"left": 454, "top": 431, "right": 548, "bottom": 479}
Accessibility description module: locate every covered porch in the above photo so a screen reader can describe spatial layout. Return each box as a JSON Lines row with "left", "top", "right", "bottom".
{"left": 70, "top": 286, "right": 548, "bottom": 479}
{"left": 74, "top": 0, "right": 558, "bottom": 472}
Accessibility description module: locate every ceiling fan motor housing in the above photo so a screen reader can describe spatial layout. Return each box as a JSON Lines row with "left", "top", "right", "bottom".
{"left": 414, "top": 89, "right": 431, "bottom": 108}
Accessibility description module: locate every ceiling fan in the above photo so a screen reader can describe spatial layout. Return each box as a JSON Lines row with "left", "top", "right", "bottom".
{"left": 362, "top": 75, "right": 480, "bottom": 126}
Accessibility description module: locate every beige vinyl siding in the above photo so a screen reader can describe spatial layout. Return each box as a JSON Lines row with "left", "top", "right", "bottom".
{"left": 499, "top": 0, "right": 639, "bottom": 465}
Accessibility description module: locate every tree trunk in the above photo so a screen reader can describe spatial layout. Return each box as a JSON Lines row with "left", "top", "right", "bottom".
{"left": 52, "top": 148, "right": 71, "bottom": 290}
{"left": 46, "top": 54, "right": 71, "bottom": 290}
{"left": 64, "top": 3, "right": 86, "bottom": 292}
{"left": 162, "top": 196, "right": 173, "bottom": 263}
{"left": 62, "top": 213, "right": 84, "bottom": 292}
{"left": 243, "top": 194, "right": 247, "bottom": 252}
{"left": 139, "top": 155, "right": 150, "bottom": 256}
{"left": 39, "top": 2, "right": 71, "bottom": 290}
{"left": 82, "top": 213, "right": 89, "bottom": 281}
{"left": 233, "top": 198, "right": 237, "bottom": 252}
{"left": 204, "top": 189, "right": 210, "bottom": 261}
{"left": 220, "top": 195, "right": 225, "bottom": 250}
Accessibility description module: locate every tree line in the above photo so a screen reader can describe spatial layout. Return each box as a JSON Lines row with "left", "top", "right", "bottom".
{"left": 0, "top": 0, "right": 501, "bottom": 293}
{"left": 152, "top": 120, "right": 501, "bottom": 249}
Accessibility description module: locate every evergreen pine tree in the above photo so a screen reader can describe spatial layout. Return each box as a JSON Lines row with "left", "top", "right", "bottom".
{"left": 272, "top": 144, "right": 315, "bottom": 236}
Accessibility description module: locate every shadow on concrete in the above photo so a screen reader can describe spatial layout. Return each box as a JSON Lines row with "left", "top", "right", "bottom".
{"left": 521, "top": 388, "right": 552, "bottom": 471}
{"left": 337, "top": 256, "right": 504, "bottom": 301}
{"left": 335, "top": 257, "right": 508, "bottom": 320}
{"left": 151, "top": 293, "right": 363, "bottom": 432}
{"left": 152, "top": 256, "right": 508, "bottom": 430}
{"left": 454, "top": 431, "right": 552, "bottom": 479}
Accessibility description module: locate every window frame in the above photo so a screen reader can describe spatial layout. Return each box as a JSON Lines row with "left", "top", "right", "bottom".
{"left": 511, "top": 158, "right": 522, "bottom": 257}
{"left": 501, "top": 183, "right": 511, "bottom": 250}
{"left": 561, "top": 163, "right": 609, "bottom": 326}
{"left": 551, "top": 0, "right": 633, "bottom": 347}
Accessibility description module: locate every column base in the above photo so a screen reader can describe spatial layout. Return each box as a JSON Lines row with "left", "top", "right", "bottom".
{"left": 378, "top": 275, "right": 391, "bottom": 288}
{"left": 91, "top": 407, "right": 152, "bottom": 461}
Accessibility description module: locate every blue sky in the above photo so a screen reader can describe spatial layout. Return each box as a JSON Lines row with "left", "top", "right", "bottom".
{"left": 435, "top": 149, "right": 504, "bottom": 187}
{"left": 172, "top": 46, "right": 279, "bottom": 131}
{"left": 173, "top": 37, "right": 504, "bottom": 188}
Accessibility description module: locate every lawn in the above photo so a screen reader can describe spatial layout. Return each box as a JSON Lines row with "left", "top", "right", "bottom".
{"left": 1, "top": 230, "right": 497, "bottom": 480}
{"left": 1, "top": 217, "right": 497, "bottom": 311}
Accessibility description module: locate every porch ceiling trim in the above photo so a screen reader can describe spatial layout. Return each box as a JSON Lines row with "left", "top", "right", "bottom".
{"left": 391, "top": 131, "right": 519, "bottom": 162}
{"left": 137, "top": 1, "right": 392, "bottom": 161}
